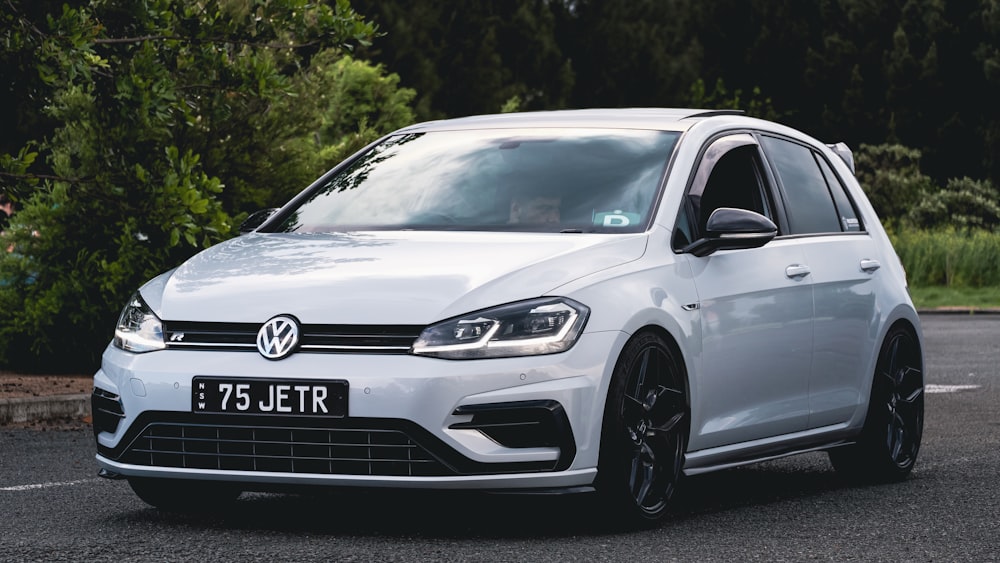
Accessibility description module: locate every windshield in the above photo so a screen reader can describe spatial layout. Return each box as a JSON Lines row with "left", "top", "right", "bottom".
{"left": 274, "top": 128, "right": 680, "bottom": 234}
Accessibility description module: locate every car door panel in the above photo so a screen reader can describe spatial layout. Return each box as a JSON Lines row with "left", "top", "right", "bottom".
{"left": 685, "top": 241, "right": 813, "bottom": 451}
{"left": 799, "top": 235, "right": 880, "bottom": 427}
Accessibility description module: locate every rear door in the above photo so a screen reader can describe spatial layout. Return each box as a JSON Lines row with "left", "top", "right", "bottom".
{"left": 758, "top": 135, "right": 881, "bottom": 428}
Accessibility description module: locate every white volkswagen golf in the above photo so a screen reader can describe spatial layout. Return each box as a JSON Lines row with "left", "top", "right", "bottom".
{"left": 94, "top": 108, "right": 924, "bottom": 525}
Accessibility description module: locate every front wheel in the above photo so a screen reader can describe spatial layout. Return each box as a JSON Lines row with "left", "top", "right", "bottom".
{"left": 596, "top": 332, "right": 688, "bottom": 525}
{"left": 830, "top": 324, "right": 924, "bottom": 483}
{"left": 128, "top": 477, "right": 241, "bottom": 512}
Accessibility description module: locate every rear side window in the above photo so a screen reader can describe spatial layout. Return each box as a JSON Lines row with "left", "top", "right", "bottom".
{"left": 760, "top": 135, "right": 841, "bottom": 235}
{"left": 816, "top": 157, "right": 863, "bottom": 231}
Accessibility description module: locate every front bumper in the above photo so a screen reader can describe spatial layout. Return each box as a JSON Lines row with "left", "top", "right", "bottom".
{"left": 94, "top": 331, "right": 625, "bottom": 490}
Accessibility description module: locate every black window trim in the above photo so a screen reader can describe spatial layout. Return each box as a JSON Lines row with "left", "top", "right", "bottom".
{"left": 813, "top": 151, "right": 867, "bottom": 233}
{"left": 755, "top": 132, "right": 870, "bottom": 238}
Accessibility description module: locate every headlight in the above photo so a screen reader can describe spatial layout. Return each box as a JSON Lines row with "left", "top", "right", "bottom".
{"left": 112, "top": 292, "right": 166, "bottom": 353}
{"left": 411, "top": 297, "right": 589, "bottom": 359}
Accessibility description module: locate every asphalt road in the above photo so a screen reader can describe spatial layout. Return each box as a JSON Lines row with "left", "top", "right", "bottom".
{"left": 1, "top": 314, "right": 997, "bottom": 562}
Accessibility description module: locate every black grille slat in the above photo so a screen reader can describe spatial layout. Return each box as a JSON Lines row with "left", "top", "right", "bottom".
{"left": 121, "top": 422, "right": 447, "bottom": 477}
{"left": 101, "top": 412, "right": 560, "bottom": 476}
{"left": 163, "top": 322, "right": 422, "bottom": 354}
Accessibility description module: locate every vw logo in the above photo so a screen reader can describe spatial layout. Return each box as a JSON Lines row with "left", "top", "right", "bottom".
{"left": 256, "top": 315, "right": 300, "bottom": 360}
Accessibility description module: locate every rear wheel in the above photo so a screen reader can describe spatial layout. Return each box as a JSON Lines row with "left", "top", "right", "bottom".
{"left": 830, "top": 325, "right": 924, "bottom": 483}
{"left": 596, "top": 332, "right": 688, "bottom": 525}
{"left": 128, "top": 477, "right": 241, "bottom": 511}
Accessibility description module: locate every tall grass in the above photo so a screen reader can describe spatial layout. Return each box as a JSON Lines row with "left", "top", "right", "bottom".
{"left": 889, "top": 228, "right": 1000, "bottom": 287}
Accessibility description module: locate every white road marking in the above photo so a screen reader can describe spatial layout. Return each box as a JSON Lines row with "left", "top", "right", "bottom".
{"left": 925, "top": 384, "right": 982, "bottom": 393}
{"left": 0, "top": 478, "right": 100, "bottom": 491}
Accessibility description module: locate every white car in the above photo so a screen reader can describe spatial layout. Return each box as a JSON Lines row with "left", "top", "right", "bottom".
{"left": 94, "top": 108, "right": 924, "bottom": 525}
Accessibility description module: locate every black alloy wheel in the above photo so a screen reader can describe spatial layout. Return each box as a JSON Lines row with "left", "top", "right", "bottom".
{"left": 597, "top": 331, "right": 688, "bottom": 524}
{"left": 830, "top": 324, "right": 924, "bottom": 482}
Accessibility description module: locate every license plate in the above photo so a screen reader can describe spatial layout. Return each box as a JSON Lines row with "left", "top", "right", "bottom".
{"left": 192, "top": 377, "right": 347, "bottom": 417}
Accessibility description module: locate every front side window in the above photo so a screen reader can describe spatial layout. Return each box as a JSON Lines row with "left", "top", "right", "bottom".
{"left": 674, "top": 134, "right": 774, "bottom": 247}
{"left": 274, "top": 128, "right": 680, "bottom": 234}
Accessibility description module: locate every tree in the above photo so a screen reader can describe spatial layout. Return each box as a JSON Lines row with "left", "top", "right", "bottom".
{"left": 353, "top": 0, "right": 573, "bottom": 119}
{"left": 0, "top": 0, "right": 398, "bottom": 371}
{"left": 687, "top": 78, "right": 782, "bottom": 121}
{"left": 977, "top": 0, "right": 1000, "bottom": 182}
{"left": 854, "top": 144, "right": 935, "bottom": 223}
{"left": 554, "top": 0, "right": 701, "bottom": 109}
{"left": 282, "top": 52, "right": 417, "bottom": 176}
{"left": 351, "top": 1, "right": 1000, "bottom": 190}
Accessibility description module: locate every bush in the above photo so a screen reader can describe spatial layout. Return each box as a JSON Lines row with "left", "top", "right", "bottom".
{"left": 0, "top": 146, "right": 230, "bottom": 372}
{"left": 0, "top": 1, "right": 420, "bottom": 372}
{"left": 854, "top": 144, "right": 935, "bottom": 224}
{"left": 907, "top": 177, "right": 1000, "bottom": 231}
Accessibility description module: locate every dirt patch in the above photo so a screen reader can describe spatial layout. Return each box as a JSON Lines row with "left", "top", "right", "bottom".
{"left": 0, "top": 373, "right": 93, "bottom": 398}
{"left": 4, "top": 415, "right": 93, "bottom": 431}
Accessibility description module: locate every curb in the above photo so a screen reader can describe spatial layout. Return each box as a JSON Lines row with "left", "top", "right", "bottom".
{"left": 0, "top": 393, "right": 90, "bottom": 425}
{"left": 917, "top": 308, "right": 1000, "bottom": 315}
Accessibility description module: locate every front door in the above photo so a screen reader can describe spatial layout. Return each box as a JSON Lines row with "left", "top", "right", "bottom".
{"left": 678, "top": 134, "right": 813, "bottom": 451}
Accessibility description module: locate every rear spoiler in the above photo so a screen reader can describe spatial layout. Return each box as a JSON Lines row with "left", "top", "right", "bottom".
{"left": 826, "top": 142, "right": 855, "bottom": 174}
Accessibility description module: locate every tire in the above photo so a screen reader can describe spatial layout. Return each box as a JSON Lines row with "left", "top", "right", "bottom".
{"left": 128, "top": 477, "right": 241, "bottom": 512}
{"left": 596, "top": 331, "right": 688, "bottom": 525}
{"left": 830, "top": 324, "right": 924, "bottom": 483}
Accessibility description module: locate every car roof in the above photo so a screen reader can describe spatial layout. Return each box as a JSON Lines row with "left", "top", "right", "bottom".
{"left": 390, "top": 108, "right": 857, "bottom": 175}
{"left": 397, "top": 108, "right": 746, "bottom": 133}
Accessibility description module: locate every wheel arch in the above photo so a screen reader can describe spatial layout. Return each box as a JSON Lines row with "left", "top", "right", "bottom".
{"left": 629, "top": 324, "right": 692, "bottom": 408}
{"left": 872, "top": 307, "right": 924, "bottom": 382}
{"left": 829, "top": 310, "right": 925, "bottom": 482}
{"left": 854, "top": 308, "right": 924, "bottom": 429}
{"left": 603, "top": 323, "right": 694, "bottom": 445}
{"left": 593, "top": 323, "right": 692, "bottom": 521}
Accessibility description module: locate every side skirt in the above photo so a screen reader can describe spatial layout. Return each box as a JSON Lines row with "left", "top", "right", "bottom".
{"left": 682, "top": 424, "right": 858, "bottom": 476}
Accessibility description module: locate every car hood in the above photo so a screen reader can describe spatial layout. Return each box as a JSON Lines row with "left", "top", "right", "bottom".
{"left": 145, "top": 231, "right": 648, "bottom": 324}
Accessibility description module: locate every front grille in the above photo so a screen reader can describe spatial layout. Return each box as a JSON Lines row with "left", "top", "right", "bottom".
{"left": 121, "top": 422, "right": 448, "bottom": 476}
{"left": 162, "top": 322, "right": 423, "bottom": 354}
{"left": 100, "top": 413, "right": 558, "bottom": 477}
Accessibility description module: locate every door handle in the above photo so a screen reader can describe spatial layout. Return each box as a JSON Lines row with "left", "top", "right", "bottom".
{"left": 785, "top": 264, "right": 811, "bottom": 279}
{"left": 860, "top": 259, "right": 881, "bottom": 273}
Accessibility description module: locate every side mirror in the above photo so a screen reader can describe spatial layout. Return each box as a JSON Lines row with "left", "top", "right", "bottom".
{"left": 239, "top": 208, "right": 279, "bottom": 234}
{"left": 682, "top": 207, "right": 778, "bottom": 257}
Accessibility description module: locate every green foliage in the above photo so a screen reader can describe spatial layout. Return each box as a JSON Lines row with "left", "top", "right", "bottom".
{"left": 277, "top": 53, "right": 416, "bottom": 186}
{"left": 687, "top": 78, "right": 783, "bottom": 121}
{"left": 854, "top": 144, "right": 935, "bottom": 223}
{"left": 0, "top": 146, "right": 40, "bottom": 199}
{"left": 500, "top": 95, "right": 523, "bottom": 114}
{"left": 908, "top": 177, "right": 1000, "bottom": 231}
{"left": 0, "top": 146, "right": 231, "bottom": 370}
{"left": 855, "top": 145, "right": 1000, "bottom": 239}
{"left": 308, "top": 54, "right": 416, "bottom": 146}
{"left": 907, "top": 285, "right": 1000, "bottom": 309}
{"left": 890, "top": 228, "right": 1000, "bottom": 288}
{"left": 0, "top": 0, "right": 415, "bottom": 372}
